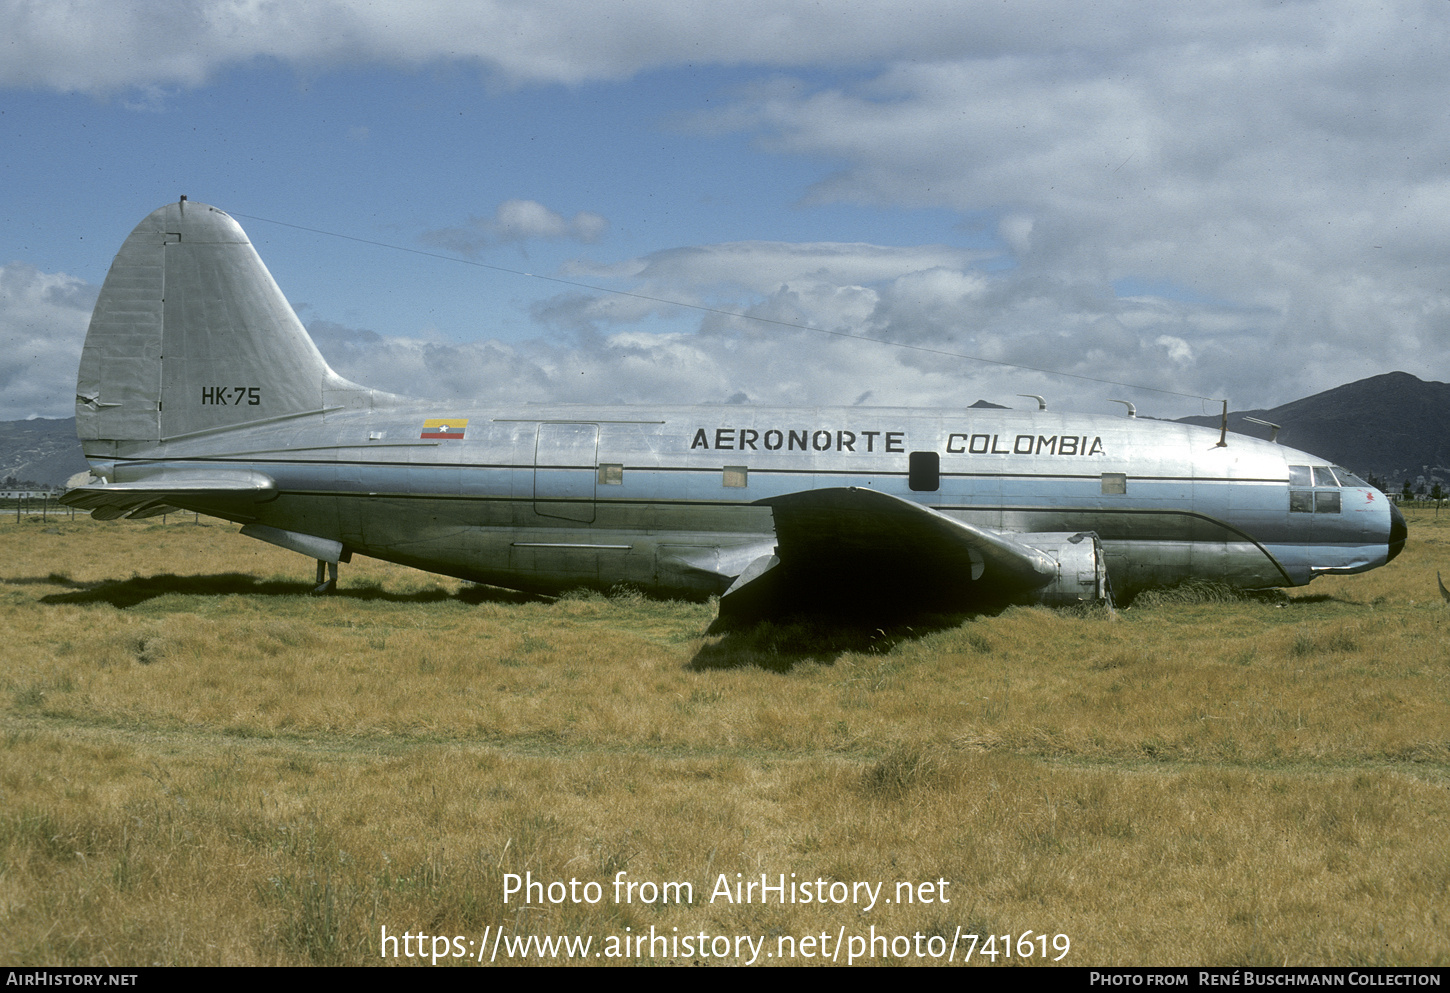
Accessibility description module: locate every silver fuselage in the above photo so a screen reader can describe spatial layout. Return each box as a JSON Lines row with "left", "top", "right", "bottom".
{"left": 87, "top": 400, "right": 1397, "bottom": 600}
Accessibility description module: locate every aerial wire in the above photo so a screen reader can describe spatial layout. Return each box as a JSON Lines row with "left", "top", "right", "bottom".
{"left": 229, "top": 210, "right": 1223, "bottom": 406}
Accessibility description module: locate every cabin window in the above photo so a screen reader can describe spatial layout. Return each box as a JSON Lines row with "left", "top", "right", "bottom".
{"left": 723, "top": 466, "right": 748, "bottom": 488}
{"left": 909, "top": 451, "right": 940, "bottom": 492}
{"left": 1101, "top": 472, "right": 1127, "bottom": 495}
{"left": 597, "top": 463, "right": 624, "bottom": 485}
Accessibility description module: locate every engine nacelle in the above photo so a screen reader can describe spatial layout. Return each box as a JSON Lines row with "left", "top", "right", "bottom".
{"left": 1014, "top": 531, "right": 1111, "bottom": 606}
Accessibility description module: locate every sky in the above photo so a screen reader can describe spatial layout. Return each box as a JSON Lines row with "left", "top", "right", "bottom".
{"left": 2, "top": 0, "right": 1448, "bottom": 423}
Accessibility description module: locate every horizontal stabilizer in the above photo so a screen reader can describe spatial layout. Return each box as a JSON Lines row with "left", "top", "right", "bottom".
{"left": 61, "top": 466, "right": 276, "bottom": 520}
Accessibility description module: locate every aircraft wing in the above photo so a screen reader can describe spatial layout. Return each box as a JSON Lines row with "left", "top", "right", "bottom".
{"left": 61, "top": 467, "right": 277, "bottom": 521}
{"left": 718, "top": 486, "right": 1071, "bottom": 619}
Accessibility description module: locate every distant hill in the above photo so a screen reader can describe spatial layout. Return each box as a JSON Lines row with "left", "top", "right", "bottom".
{"left": 0, "top": 418, "right": 89, "bottom": 489}
{"left": 1179, "top": 371, "right": 1449, "bottom": 489}
{"left": 3, "top": 371, "right": 1445, "bottom": 490}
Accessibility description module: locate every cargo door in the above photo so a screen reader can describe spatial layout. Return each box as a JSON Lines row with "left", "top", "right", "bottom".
{"left": 534, "top": 422, "right": 598, "bottom": 523}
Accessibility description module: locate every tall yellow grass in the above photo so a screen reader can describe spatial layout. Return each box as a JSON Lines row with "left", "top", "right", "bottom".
{"left": 1, "top": 511, "right": 1446, "bottom": 965}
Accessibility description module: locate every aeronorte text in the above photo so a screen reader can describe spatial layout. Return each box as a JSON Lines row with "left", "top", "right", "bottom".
{"left": 691, "top": 428, "right": 905, "bottom": 453}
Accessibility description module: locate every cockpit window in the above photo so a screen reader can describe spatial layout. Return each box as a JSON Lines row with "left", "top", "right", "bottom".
{"left": 1289, "top": 464, "right": 1345, "bottom": 513}
{"left": 1333, "top": 466, "right": 1370, "bottom": 488}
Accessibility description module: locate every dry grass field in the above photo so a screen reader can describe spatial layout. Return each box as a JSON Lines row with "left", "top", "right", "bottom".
{"left": 0, "top": 507, "right": 1446, "bottom": 966}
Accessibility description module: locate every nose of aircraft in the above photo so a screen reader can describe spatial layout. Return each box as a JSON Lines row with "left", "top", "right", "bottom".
{"left": 1387, "top": 501, "right": 1408, "bottom": 563}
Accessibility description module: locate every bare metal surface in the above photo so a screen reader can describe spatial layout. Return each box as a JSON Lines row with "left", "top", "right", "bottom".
{"left": 62, "top": 202, "right": 1402, "bottom": 616}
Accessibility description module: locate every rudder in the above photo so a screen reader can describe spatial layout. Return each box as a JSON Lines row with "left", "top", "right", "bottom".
{"left": 76, "top": 200, "right": 356, "bottom": 453}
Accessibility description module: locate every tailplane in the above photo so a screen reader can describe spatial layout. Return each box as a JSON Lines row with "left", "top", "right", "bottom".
{"left": 76, "top": 199, "right": 362, "bottom": 454}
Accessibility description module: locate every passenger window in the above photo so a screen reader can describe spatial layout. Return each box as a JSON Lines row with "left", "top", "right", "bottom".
{"left": 909, "top": 451, "right": 940, "bottom": 492}
{"left": 1312, "top": 466, "right": 1339, "bottom": 487}
{"left": 723, "top": 466, "right": 748, "bottom": 488}
{"left": 1316, "top": 491, "right": 1341, "bottom": 514}
{"left": 597, "top": 463, "right": 624, "bottom": 485}
{"left": 1101, "top": 472, "right": 1127, "bottom": 495}
{"left": 1290, "top": 490, "right": 1314, "bottom": 513}
{"left": 1289, "top": 465, "right": 1312, "bottom": 486}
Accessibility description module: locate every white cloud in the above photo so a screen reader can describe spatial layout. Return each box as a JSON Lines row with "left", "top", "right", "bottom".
{"left": 7, "top": 1, "right": 1449, "bottom": 414}
{"left": 306, "top": 313, "right": 1024, "bottom": 412}
{"left": 0, "top": 264, "right": 96, "bottom": 420}
{"left": 680, "top": 4, "right": 1450, "bottom": 408}
{"left": 421, "top": 200, "right": 608, "bottom": 255}
{"left": 1155, "top": 335, "right": 1193, "bottom": 365}
{"left": 998, "top": 215, "right": 1033, "bottom": 256}
{"left": 571, "top": 241, "right": 988, "bottom": 295}
{"left": 0, "top": 0, "right": 1147, "bottom": 94}
{"left": 298, "top": 234, "right": 1260, "bottom": 416}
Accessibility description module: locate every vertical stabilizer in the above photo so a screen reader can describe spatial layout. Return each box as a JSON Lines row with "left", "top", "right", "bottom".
{"left": 76, "top": 200, "right": 356, "bottom": 452}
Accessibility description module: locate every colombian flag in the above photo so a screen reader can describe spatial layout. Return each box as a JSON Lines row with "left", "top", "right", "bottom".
{"left": 420, "top": 418, "right": 468, "bottom": 440}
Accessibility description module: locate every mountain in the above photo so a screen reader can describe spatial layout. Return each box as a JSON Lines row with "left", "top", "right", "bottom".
{"left": 2, "top": 371, "right": 1444, "bottom": 490}
{"left": 0, "top": 418, "right": 90, "bottom": 489}
{"left": 1178, "top": 371, "right": 1449, "bottom": 488}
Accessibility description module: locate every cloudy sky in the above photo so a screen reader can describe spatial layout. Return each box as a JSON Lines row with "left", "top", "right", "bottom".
{"left": 3, "top": 0, "right": 1447, "bottom": 422}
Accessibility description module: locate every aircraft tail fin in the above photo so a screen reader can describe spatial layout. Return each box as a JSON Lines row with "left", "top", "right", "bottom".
{"left": 76, "top": 199, "right": 364, "bottom": 453}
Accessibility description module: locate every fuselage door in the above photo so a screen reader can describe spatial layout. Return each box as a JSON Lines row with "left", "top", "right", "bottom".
{"left": 534, "top": 422, "right": 599, "bottom": 523}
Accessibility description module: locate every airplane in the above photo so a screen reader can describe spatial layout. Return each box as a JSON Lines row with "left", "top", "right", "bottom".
{"left": 62, "top": 199, "right": 1407, "bottom": 621}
